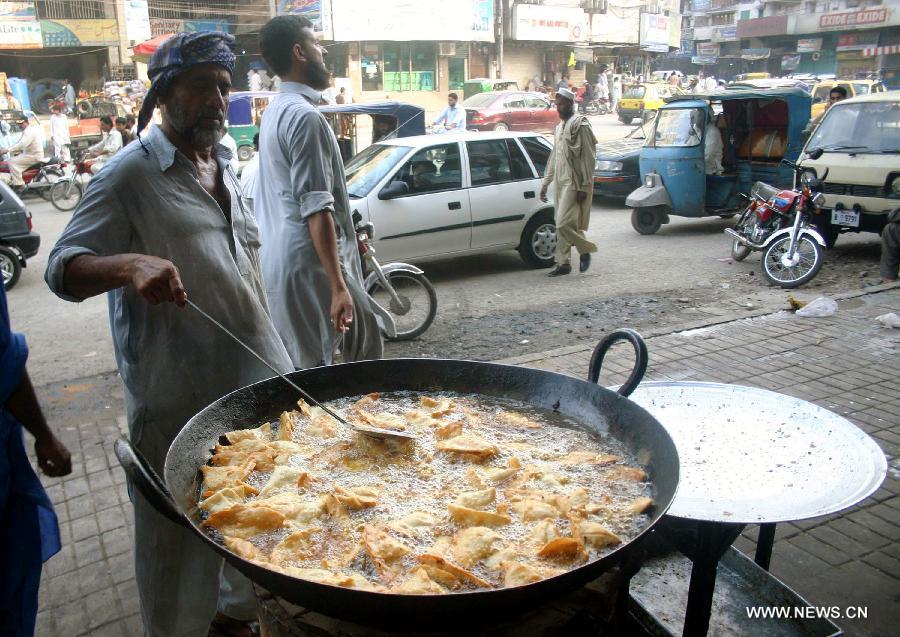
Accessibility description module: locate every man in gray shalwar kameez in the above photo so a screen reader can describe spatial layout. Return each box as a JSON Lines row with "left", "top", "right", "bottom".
{"left": 256, "top": 15, "right": 388, "bottom": 369}
{"left": 45, "top": 33, "right": 288, "bottom": 637}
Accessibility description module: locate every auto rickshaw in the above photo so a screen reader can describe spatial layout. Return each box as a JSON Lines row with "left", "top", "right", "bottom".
{"left": 226, "top": 91, "right": 276, "bottom": 161}
{"left": 318, "top": 102, "right": 425, "bottom": 162}
{"left": 625, "top": 87, "right": 812, "bottom": 234}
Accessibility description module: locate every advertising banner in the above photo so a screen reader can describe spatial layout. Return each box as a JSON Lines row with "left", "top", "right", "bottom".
{"left": 125, "top": 0, "right": 151, "bottom": 42}
{"left": 0, "top": 18, "right": 39, "bottom": 48}
{"left": 512, "top": 3, "right": 587, "bottom": 42}
{"left": 736, "top": 15, "right": 787, "bottom": 39}
{"left": 333, "top": 0, "right": 493, "bottom": 42}
{"left": 741, "top": 48, "right": 771, "bottom": 61}
{"left": 820, "top": 7, "right": 888, "bottom": 30}
{"left": 781, "top": 54, "right": 800, "bottom": 70}
{"left": 711, "top": 25, "right": 737, "bottom": 42}
{"left": 277, "top": 0, "right": 324, "bottom": 32}
{"left": 696, "top": 42, "right": 720, "bottom": 57}
{"left": 640, "top": 13, "right": 670, "bottom": 51}
{"left": 41, "top": 19, "right": 119, "bottom": 47}
{"left": 836, "top": 32, "right": 879, "bottom": 52}
{"left": 184, "top": 19, "right": 229, "bottom": 34}
{"left": 797, "top": 38, "right": 822, "bottom": 53}
{"left": 692, "top": 55, "right": 717, "bottom": 65}
{"left": 0, "top": 2, "right": 34, "bottom": 21}
{"left": 150, "top": 18, "right": 181, "bottom": 38}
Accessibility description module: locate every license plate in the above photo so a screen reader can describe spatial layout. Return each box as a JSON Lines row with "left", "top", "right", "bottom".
{"left": 831, "top": 209, "right": 860, "bottom": 227}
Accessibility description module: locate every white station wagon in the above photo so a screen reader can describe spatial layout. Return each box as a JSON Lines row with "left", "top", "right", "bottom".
{"left": 345, "top": 131, "right": 557, "bottom": 267}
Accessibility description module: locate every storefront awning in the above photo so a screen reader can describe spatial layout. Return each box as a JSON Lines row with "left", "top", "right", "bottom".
{"left": 862, "top": 44, "right": 900, "bottom": 57}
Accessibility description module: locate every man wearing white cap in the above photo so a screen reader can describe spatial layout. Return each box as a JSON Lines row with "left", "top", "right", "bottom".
{"left": 540, "top": 87, "right": 598, "bottom": 276}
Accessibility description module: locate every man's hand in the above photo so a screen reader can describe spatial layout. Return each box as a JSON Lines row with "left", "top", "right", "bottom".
{"left": 540, "top": 185, "right": 549, "bottom": 203}
{"left": 576, "top": 190, "right": 588, "bottom": 204}
{"left": 129, "top": 255, "right": 187, "bottom": 307}
{"left": 35, "top": 432, "right": 72, "bottom": 477}
{"left": 330, "top": 287, "right": 353, "bottom": 333}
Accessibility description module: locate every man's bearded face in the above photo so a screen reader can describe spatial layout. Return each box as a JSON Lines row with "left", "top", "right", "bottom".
{"left": 163, "top": 64, "right": 230, "bottom": 150}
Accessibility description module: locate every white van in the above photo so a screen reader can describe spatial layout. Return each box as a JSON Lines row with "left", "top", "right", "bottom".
{"left": 798, "top": 90, "right": 900, "bottom": 245}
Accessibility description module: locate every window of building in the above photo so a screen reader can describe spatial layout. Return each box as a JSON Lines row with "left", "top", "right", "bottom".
{"left": 379, "top": 42, "right": 437, "bottom": 92}
{"left": 361, "top": 44, "right": 383, "bottom": 92}
{"left": 327, "top": 43, "right": 349, "bottom": 79}
{"left": 36, "top": 0, "right": 105, "bottom": 19}
{"left": 390, "top": 144, "right": 462, "bottom": 195}
{"left": 467, "top": 139, "right": 534, "bottom": 187}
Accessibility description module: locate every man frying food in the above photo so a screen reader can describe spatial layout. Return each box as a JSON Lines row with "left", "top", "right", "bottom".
{"left": 45, "top": 32, "right": 292, "bottom": 637}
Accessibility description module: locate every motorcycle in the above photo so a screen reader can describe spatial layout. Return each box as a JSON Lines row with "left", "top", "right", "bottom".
{"left": 725, "top": 159, "right": 829, "bottom": 288}
{"left": 46, "top": 151, "right": 90, "bottom": 212}
{"left": 584, "top": 99, "right": 611, "bottom": 116}
{"left": 0, "top": 156, "right": 67, "bottom": 208}
{"left": 353, "top": 212, "right": 437, "bottom": 341}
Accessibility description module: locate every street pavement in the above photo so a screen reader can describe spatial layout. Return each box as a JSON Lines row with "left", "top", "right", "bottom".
{"left": 26, "top": 284, "right": 899, "bottom": 636}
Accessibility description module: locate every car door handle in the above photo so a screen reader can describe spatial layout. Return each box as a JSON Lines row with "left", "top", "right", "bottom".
{"left": 524, "top": 191, "right": 535, "bottom": 199}
{"left": 448, "top": 201, "right": 461, "bottom": 210}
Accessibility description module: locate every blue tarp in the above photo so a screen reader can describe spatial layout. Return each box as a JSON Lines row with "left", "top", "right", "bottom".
{"left": 318, "top": 102, "right": 425, "bottom": 138}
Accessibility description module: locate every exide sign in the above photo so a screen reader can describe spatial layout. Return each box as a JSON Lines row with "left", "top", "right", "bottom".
{"left": 819, "top": 8, "right": 888, "bottom": 29}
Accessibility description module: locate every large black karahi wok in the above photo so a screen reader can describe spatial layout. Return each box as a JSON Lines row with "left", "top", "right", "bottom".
{"left": 116, "top": 331, "right": 679, "bottom": 629}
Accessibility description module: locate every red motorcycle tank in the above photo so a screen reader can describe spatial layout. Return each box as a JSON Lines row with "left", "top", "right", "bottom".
{"left": 770, "top": 190, "right": 797, "bottom": 213}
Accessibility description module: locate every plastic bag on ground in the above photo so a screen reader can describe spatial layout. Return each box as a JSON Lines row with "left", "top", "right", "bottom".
{"left": 795, "top": 297, "right": 838, "bottom": 318}
{"left": 875, "top": 312, "right": 900, "bottom": 329}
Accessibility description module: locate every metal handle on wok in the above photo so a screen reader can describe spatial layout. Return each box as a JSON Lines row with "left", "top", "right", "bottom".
{"left": 587, "top": 329, "right": 649, "bottom": 397}
{"left": 114, "top": 437, "right": 188, "bottom": 528}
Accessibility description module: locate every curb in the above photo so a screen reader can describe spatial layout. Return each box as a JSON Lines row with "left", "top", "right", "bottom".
{"left": 496, "top": 281, "right": 900, "bottom": 366}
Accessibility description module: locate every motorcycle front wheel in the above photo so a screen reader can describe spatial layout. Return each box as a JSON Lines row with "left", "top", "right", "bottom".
{"left": 761, "top": 235, "right": 824, "bottom": 288}
{"left": 50, "top": 179, "right": 83, "bottom": 212}
{"left": 367, "top": 271, "right": 437, "bottom": 341}
{"left": 731, "top": 238, "right": 752, "bottom": 262}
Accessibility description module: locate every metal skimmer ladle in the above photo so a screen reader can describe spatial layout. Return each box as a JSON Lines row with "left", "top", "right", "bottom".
{"left": 187, "top": 300, "right": 414, "bottom": 442}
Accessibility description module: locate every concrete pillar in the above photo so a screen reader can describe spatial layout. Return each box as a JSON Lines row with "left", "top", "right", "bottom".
{"left": 112, "top": 0, "right": 131, "bottom": 65}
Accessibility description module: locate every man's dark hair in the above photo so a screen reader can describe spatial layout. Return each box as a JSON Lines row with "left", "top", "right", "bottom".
{"left": 115, "top": 116, "right": 127, "bottom": 126}
{"left": 125, "top": 114, "right": 136, "bottom": 125}
{"left": 253, "top": 132, "right": 259, "bottom": 149}
{"left": 99, "top": 116, "right": 113, "bottom": 126}
{"left": 448, "top": 92, "right": 458, "bottom": 100}
{"left": 830, "top": 86, "right": 848, "bottom": 99}
{"left": 260, "top": 15, "right": 314, "bottom": 77}
{"left": 51, "top": 103, "right": 61, "bottom": 112}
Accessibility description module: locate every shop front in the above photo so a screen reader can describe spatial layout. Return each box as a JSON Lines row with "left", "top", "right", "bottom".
{"left": 510, "top": 3, "right": 590, "bottom": 89}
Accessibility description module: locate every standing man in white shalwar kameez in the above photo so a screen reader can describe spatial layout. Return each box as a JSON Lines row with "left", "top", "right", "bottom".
{"left": 256, "top": 15, "right": 388, "bottom": 369}
{"left": 540, "top": 87, "right": 598, "bottom": 277}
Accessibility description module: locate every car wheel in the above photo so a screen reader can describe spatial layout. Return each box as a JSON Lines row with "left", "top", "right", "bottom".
{"left": 237, "top": 145, "right": 254, "bottom": 162}
{"left": 631, "top": 207, "right": 663, "bottom": 235}
{"left": 619, "top": 115, "right": 631, "bottom": 125}
{"left": 519, "top": 211, "right": 556, "bottom": 268}
{"left": 0, "top": 246, "right": 22, "bottom": 290}
{"left": 493, "top": 122, "right": 510, "bottom": 132}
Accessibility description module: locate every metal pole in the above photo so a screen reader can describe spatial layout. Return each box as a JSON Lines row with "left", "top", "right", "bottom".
{"left": 755, "top": 523, "right": 777, "bottom": 571}
{"left": 495, "top": 0, "right": 504, "bottom": 80}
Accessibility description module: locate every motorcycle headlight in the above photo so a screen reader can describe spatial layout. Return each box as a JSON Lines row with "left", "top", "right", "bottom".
{"left": 892, "top": 176, "right": 900, "bottom": 196}
{"left": 595, "top": 160, "right": 624, "bottom": 172}
{"left": 644, "top": 173, "right": 655, "bottom": 188}
{"left": 812, "top": 192, "right": 826, "bottom": 207}
{"left": 800, "top": 169, "right": 817, "bottom": 188}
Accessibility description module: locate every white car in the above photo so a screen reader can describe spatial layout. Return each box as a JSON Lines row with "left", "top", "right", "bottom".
{"left": 345, "top": 131, "right": 557, "bottom": 267}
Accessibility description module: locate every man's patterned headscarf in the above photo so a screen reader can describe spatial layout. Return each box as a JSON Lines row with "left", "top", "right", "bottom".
{"left": 138, "top": 31, "right": 236, "bottom": 135}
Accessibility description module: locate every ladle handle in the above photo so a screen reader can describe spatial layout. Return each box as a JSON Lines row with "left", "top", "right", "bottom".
{"left": 587, "top": 329, "right": 649, "bottom": 397}
{"left": 114, "top": 437, "right": 187, "bottom": 528}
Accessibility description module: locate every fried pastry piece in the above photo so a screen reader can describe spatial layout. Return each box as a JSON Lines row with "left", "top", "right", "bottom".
{"left": 511, "top": 498, "right": 560, "bottom": 521}
{"left": 420, "top": 396, "right": 456, "bottom": 417}
{"left": 537, "top": 472, "right": 571, "bottom": 488}
{"left": 201, "top": 461, "right": 256, "bottom": 497}
{"left": 464, "top": 467, "right": 486, "bottom": 489}
{"left": 309, "top": 442, "right": 352, "bottom": 466}
{"left": 223, "top": 536, "right": 262, "bottom": 562}
{"left": 484, "top": 546, "right": 520, "bottom": 571}
{"left": 605, "top": 466, "right": 648, "bottom": 482}
{"left": 199, "top": 484, "right": 258, "bottom": 515}
{"left": 448, "top": 504, "right": 511, "bottom": 527}
{"left": 451, "top": 527, "right": 502, "bottom": 568}
{"left": 558, "top": 451, "right": 620, "bottom": 466}
{"left": 333, "top": 485, "right": 380, "bottom": 510}
{"left": 364, "top": 525, "right": 410, "bottom": 582}
{"left": 417, "top": 554, "right": 492, "bottom": 589}
{"left": 202, "top": 504, "right": 285, "bottom": 539}
{"left": 404, "top": 410, "right": 437, "bottom": 428}
{"left": 270, "top": 528, "right": 321, "bottom": 565}
{"left": 356, "top": 409, "right": 407, "bottom": 431}
{"left": 224, "top": 423, "right": 272, "bottom": 444}
{"left": 555, "top": 487, "right": 589, "bottom": 515}
{"left": 436, "top": 435, "right": 499, "bottom": 459}
{"left": 277, "top": 410, "right": 297, "bottom": 442}
{"left": 250, "top": 492, "right": 326, "bottom": 525}
{"left": 484, "top": 458, "right": 522, "bottom": 484}
{"left": 393, "top": 567, "right": 446, "bottom": 595}
{"left": 390, "top": 511, "right": 440, "bottom": 536}
{"left": 434, "top": 420, "right": 463, "bottom": 440}
{"left": 210, "top": 447, "right": 276, "bottom": 472}
{"left": 536, "top": 537, "right": 588, "bottom": 563}
{"left": 499, "top": 411, "right": 542, "bottom": 429}
{"left": 272, "top": 565, "right": 370, "bottom": 589}
{"left": 258, "top": 465, "right": 308, "bottom": 498}
{"left": 298, "top": 399, "right": 339, "bottom": 438}
{"left": 626, "top": 497, "right": 653, "bottom": 514}
{"left": 578, "top": 522, "right": 622, "bottom": 549}
{"left": 527, "top": 518, "right": 559, "bottom": 546}
{"left": 453, "top": 487, "right": 496, "bottom": 510}
{"left": 215, "top": 439, "right": 269, "bottom": 455}
{"left": 355, "top": 393, "right": 380, "bottom": 408}
{"left": 502, "top": 561, "right": 543, "bottom": 587}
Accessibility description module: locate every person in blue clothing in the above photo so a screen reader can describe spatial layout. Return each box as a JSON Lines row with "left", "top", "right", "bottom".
{"left": 433, "top": 92, "right": 466, "bottom": 133}
{"left": 0, "top": 284, "right": 72, "bottom": 636}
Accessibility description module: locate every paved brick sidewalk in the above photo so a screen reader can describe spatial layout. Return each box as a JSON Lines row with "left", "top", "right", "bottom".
{"left": 30, "top": 288, "right": 899, "bottom": 636}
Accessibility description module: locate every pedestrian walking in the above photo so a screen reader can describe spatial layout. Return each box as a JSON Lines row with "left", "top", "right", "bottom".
{"left": 49, "top": 103, "right": 71, "bottom": 161}
{"left": 0, "top": 116, "right": 44, "bottom": 190}
{"left": 540, "top": 88, "right": 598, "bottom": 277}
{"left": 879, "top": 207, "right": 900, "bottom": 283}
{"left": 61, "top": 78, "right": 75, "bottom": 115}
{"left": 0, "top": 283, "right": 71, "bottom": 637}
{"left": 45, "top": 31, "right": 291, "bottom": 637}
{"left": 256, "top": 15, "right": 389, "bottom": 369}
{"left": 611, "top": 74, "right": 622, "bottom": 113}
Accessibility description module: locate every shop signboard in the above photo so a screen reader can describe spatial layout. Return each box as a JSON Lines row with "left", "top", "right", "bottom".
{"left": 0, "top": 2, "right": 34, "bottom": 20}
{"left": 711, "top": 25, "right": 738, "bottom": 42}
{"left": 820, "top": 7, "right": 888, "bottom": 30}
{"left": 640, "top": 13, "right": 670, "bottom": 51}
{"left": 741, "top": 48, "right": 771, "bottom": 61}
{"left": 573, "top": 47, "right": 593, "bottom": 63}
{"left": 797, "top": 38, "right": 822, "bottom": 53}
{"left": 736, "top": 15, "right": 788, "bottom": 39}
{"left": 41, "top": 19, "right": 119, "bottom": 47}
{"left": 125, "top": 0, "right": 151, "bottom": 42}
{"left": 512, "top": 3, "right": 587, "bottom": 42}
{"left": 836, "top": 32, "right": 879, "bottom": 52}
{"left": 696, "top": 42, "right": 720, "bottom": 57}
{"left": 590, "top": 12, "right": 638, "bottom": 46}
{"left": 691, "top": 0, "right": 710, "bottom": 12}
{"left": 277, "top": 1, "right": 324, "bottom": 32}
{"left": 781, "top": 54, "right": 800, "bottom": 71}
{"left": 0, "top": 18, "right": 39, "bottom": 47}
{"left": 692, "top": 55, "right": 717, "bottom": 65}
{"left": 184, "top": 19, "right": 229, "bottom": 34}
{"left": 150, "top": 18, "right": 181, "bottom": 38}
{"left": 332, "top": 0, "right": 494, "bottom": 42}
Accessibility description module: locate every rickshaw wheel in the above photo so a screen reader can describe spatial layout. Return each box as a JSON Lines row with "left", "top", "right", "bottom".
{"left": 631, "top": 207, "right": 663, "bottom": 235}
{"left": 237, "top": 145, "right": 254, "bottom": 162}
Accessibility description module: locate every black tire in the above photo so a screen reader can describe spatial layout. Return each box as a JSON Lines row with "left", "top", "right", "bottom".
{"left": 76, "top": 100, "right": 94, "bottom": 119}
{"left": 631, "top": 207, "right": 663, "bottom": 235}
{"left": 731, "top": 238, "right": 752, "bottom": 262}
{"left": 518, "top": 211, "right": 556, "bottom": 268}
{"left": 237, "top": 145, "right": 254, "bottom": 162}
{"left": 619, "top": 115, "right": 631, "bottom": 125}
{"left": 0, "top": 246, "right": 22, "bottom": 290}
{"left": 367, "top": 271, "right": 437, "bottom": 341}
{"left": 761, "top": 234, "right": 824, "bottom": 288}
{"left": 50, "top": 178, "right": 83, "bottom": 212}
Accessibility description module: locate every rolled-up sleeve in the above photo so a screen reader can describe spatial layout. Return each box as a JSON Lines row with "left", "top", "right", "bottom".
{"left": 287, "top": 111, "right": 335, "bottom": 220}
{"left": 45, "top": 172, "right": 131, "bottom": 302}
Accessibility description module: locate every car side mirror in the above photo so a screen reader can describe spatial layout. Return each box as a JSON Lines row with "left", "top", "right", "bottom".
{"left": 378, "top": 181, "right": 409, "bottom": 200}
{"left": 808, "top": 147, "right": 824, "bottom": 160}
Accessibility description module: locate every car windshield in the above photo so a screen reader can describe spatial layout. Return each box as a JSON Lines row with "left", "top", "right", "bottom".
{"left": 649, "top": 108, "right": 703, "bottom": 147}
{"left": 628, "top": 115, "right": 654, "bottom": 140}
{"left": 808, "top": 101, "right": 900, "bottom": 154}
{"left": 345, "top": 144, "right": 411, "bottom": 198}
{"left": 852, "top": 83, "right": 870, "bottom": 95}
{"left": 623, "top": 86, "right": 646, "bottom": 99}
{"left": 462, "top": 94, "right": 498, "bottom": 108}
